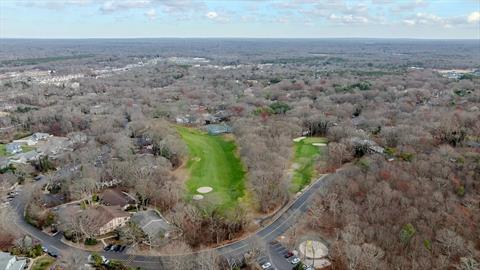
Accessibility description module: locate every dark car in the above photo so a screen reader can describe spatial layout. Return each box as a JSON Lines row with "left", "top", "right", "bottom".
{"left": 119, "top": 246, "right": 127, "bottom": 252}
{"left": 113, "top": 245, "right": 121, "bottom": 252}
{"left": 284, "top": 251, "right": 293, "bottom": 258}
{"left": 48, "top": 251, "right": 58, "bottom": 258}
{"left": 104, "top": 244, "right": 113, "bottom": 251}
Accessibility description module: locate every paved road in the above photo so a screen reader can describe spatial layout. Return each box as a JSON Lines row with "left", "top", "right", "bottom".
{"left": 10, "top": 174, "right": 335, "bottom": 269}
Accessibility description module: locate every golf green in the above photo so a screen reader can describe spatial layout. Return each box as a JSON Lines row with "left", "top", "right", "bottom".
{"left": 177, "top": 127, "right": 246, "bottom": 209}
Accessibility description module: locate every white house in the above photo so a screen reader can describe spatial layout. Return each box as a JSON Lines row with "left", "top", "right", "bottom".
{"left": 0, "top": 252, "right": 26, "bottom": 270}
{"left": 5, "top": 143, "right": 22, "bottom": 155}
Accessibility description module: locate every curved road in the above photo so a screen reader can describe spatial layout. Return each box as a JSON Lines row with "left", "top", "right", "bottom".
{"left": 10, "top": 174, "right": 335, "bottom": 269}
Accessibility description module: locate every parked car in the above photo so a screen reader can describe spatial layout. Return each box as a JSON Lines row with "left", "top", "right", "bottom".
{"left": 88, "top": 254, "right": 109, "bottom": 265}
{"left": 34, "top": 175, "right": 45, "bottom": 181}
{"left": 284, "top": 251, "right": 293, "bottom": 258}
{"left": 103, "top": 244, "right": 112, "bottom": 251}
{"left": 261, "top": 262, "right": 272, "bottom": 269}
{"left": 119, "top": 245, "right": 127, "bottom": 252}
{"left": 290, "top": 257, "right": 300, "bottom": 264}
{"left": 48, "top": 251, "right": 58, "bottom": 258}
{"left": 112, "top": 245, "right": 121, "bottom": 252}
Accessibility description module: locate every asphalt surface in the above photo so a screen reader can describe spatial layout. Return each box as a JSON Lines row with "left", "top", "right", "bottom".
{"left": 9, "top": 174, "right": 335, "bottom": 269}
{"left": 267, "top": 241, "right": 297, "bottom": 270}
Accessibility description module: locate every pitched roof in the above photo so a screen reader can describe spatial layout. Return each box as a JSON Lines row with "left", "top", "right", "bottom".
{"left": 100, "top": 189, "right": 135, "bottom": 207}
{"left": 132, "top": 210, "right": 173, "bottom": 238}
{"left": 85, "top": 205, "right": 130, "bottom": 227}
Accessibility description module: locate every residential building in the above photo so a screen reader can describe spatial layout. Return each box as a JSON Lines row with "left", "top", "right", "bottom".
{"left": 5, "top": 143, "right": 22, "bottom": 155}
{"left": 100, "top": 189, "right": 136, "bottom": 210}
{"left": 32, "top": 133, "right": 50, "bottom": 141}
{"left": 92, "top": 206, "right": 131, "bottom": 235}
{"left": 206, "top": 124, "right": 233, "bottom": 135}
{"left": 132, "top": 210, "right": 179, "bottom": 246}
{"left": 0, "top": 252, "right": 26, "bottom": 270}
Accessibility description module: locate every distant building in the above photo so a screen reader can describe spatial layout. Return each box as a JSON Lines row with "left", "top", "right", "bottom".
{"left": 0, "top": 252, "right": 27, "bottom": 270}
{"left": 350, "top": 137, "right": 385, "bottom": 155}
{"left": 5, "top": 143, "right": 22, "bottom": 155}
{"left": 175, "top": 114, "right": 196, "bottom": 124}
{"left": 14, "top": 132, "right": 50, "bottom": 146}
{"left": 9, "top": 150, "right": 41, "bottom": 164}
{"left": 206, "top": 124, "right": 233, "bottom": 135}
{"left": 32, "top": 132, "right": 50, "bottom": 141}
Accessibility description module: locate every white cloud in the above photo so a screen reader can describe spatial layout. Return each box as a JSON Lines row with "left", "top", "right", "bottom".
{"left": 402, "top": 12, "right": 471, "bottom": 28}
{"left": 391, "top": 0, "right": 428, "bottom": 13}
{"left": 101, "top": 0, "right": 151, "bottom": 12}
{"left": 145, "top": 8, "right": 157, "bottom": 20}
{"left": 467, "top": 11, "right": 480, "bottom": 23}
{"left": 403, "top": 19, "right": 416, "bottom": 26}
{"left": 205, "top": 11, "right": 230, "bottom": 22}
{"left": 329, "top": 14, "right": 369, "bottom": 24}
{"left": 206, "top": 11, "right": 218, "bottom": 19}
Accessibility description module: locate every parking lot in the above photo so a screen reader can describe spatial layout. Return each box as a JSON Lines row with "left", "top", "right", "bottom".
{"left": 262, "top": 240, "right": 314, "bottom": 270}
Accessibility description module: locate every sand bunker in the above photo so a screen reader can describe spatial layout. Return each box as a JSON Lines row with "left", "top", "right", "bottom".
{"left": 293, "top": 136, "right": 306, "bottom": 142}
{"left": 197, "top": 186, "right": 213, "bottom": 194}
{"left": 312, "top": 143, "right": 327, "bottom": 146}
{"left": 192, "top": 194, "right": 204, "bottom": 200}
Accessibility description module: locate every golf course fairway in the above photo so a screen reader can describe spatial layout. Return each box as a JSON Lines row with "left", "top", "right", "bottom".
{"left": 291, "top": 137, "right": 327, "bottom": 192}
{"left": 177, "top": 127, "right": 246, "bottom": 210}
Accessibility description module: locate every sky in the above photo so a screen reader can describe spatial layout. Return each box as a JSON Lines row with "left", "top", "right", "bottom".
{"left": 0, "top": 0, "right": 479, "bottom": 39}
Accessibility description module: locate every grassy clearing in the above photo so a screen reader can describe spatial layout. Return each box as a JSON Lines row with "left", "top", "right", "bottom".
{"left": 0, "top": 144, "right": 7, "bottom": 156}
{"left": 31, "top": 256, "right": 55, "bottom": 270}
{"left": 177, "top": 127, "right": 246, "bottom": 210}
{"left": 291, "top": 137, "right": 327, "bottom": 192}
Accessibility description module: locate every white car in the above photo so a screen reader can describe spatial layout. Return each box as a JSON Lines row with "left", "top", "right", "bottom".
{"left": 88, "top": 255, "right": 109, "bottom": 265}
{"left": 261, "top": 262, "right": 272, "bottom": 269}
{"left": 290, "top": 257, "right": 301, "bottom": 264}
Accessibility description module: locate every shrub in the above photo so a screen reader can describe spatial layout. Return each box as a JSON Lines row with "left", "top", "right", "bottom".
{"left": 269, "top": 78, "right": 281, "bottom": 84}
{"left": 384, "top": 147, "right": 396, "bottom": 156}
{"left": 85, "top": 238, "right": 98, "bottom": 246}
{"left": 423, "top": 239, "right": 432, "bottom": 251}
{"left": 399, "top": 152, "right": 414, "bottom": 162}
{"left": 269, "top": 101, "right": 291, "bottom": 114}
{"left": 400, "top": 223, "right": 416, "bottom": 244}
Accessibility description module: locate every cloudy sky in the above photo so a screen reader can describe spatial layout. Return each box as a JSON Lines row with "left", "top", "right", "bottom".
{"left": 1, "top": 0, "right": 479, "bottom": 39}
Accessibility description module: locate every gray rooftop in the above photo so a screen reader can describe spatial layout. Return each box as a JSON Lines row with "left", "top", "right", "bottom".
{"left": 132, "top": 210, "right": 173, "bottom": 239}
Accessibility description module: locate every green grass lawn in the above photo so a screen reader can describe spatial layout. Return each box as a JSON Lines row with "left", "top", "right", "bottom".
{"left": 177, "top": 127, "right": 246, "bottom": 210}
{"left": 31, "top": 256, "right": 55, "bottom": 270}
{"left": 291, "top": 137, "right": 327, "bottom": 192}
{"left": 0, "top": 144, "right": 7, "bottom": 156}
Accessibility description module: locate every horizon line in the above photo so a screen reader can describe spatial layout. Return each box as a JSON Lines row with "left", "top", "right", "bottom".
{"left": 1, "top": 36, "right": 479, "bottom": 40}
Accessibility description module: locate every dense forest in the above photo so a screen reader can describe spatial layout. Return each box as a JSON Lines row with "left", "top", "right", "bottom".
{"left": 0, "top": 39, "right": 479, "bottom": 269}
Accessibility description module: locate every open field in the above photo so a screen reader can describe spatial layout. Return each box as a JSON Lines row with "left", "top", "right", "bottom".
{"left": 177, "top": 127, "right": 246, "bottom": 210}
{"left": 291, "top": 137, "right": 327, "bottom": 192}
{"left": 31, "top": 256, "right": 55, "bottom": 270}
